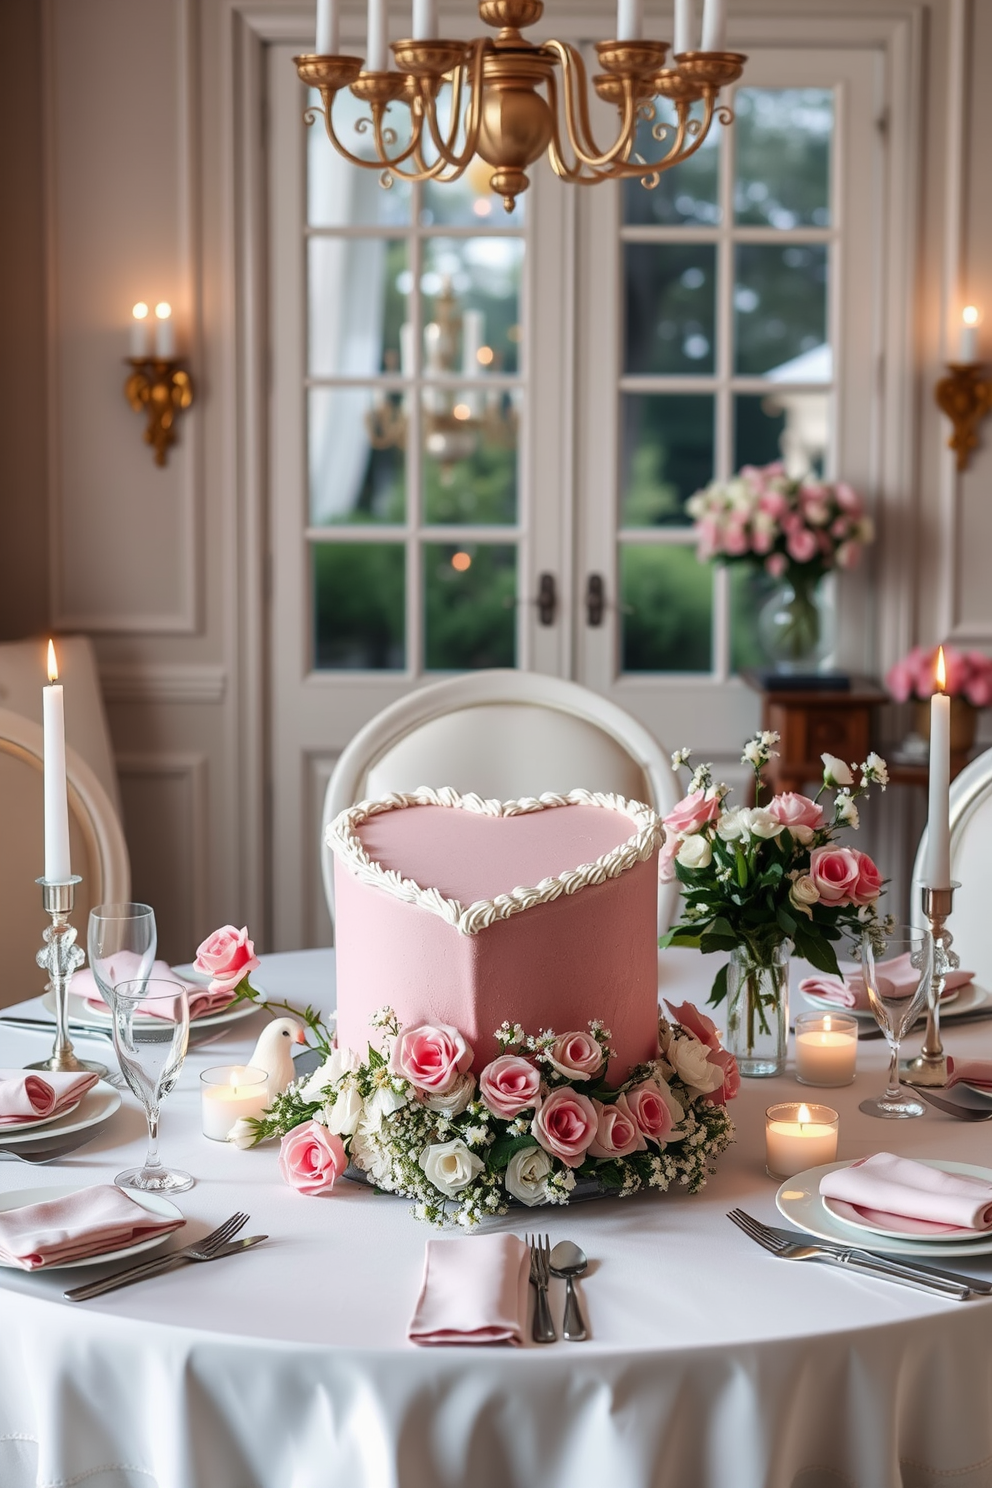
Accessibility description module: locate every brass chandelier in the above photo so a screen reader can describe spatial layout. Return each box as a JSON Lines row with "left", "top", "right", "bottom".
{"left": 295, "top": 0, "right": 747, "bottom": 212}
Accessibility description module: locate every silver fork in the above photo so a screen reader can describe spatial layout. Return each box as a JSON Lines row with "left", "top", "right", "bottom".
{"left": 527, "top": 1233, "right": 556, "bottom": 1343}
{"left": 728, "top": 1209, "right": 974, "bottom": 1300}
{"left": 64, "top": 1211, "right": 250, "bottom": 1302}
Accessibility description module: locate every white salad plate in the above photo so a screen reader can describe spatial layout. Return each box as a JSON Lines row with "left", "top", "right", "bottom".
{"left": 776, "top": 1158, "right": 992, "bottom": 1258}
{"left": 799, "top": 981, "right": 992, "bottom": 1022}
{"left": 821, "top": 1195, "right": 979, "bottom": 1242}
{"left": 45, "top": 966, "right": 266, "bottom": 1032}
{"left": 0, "top": 1081, "right": 120, "bottom": 1148}
{"left": 0, "top": 1184, "right": 183, "bottom": 1270}
{"left": 0, "top": 1097, "right": 82, "bottom": 1136}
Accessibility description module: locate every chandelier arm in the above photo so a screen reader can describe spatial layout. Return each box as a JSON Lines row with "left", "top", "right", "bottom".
{"left": 310, "top": 99, "right": 392, "bottom": 172}
{"left": 545, "top": 40, "right": 638, "bottom": 170}
{"left": 544, "top": 74, "right": 608, "bottom": 183}
{"left": 370, "top": 103, "right": 427, "bottom": 171}
{"left": 603, "top": 88, "right": 722, "bottom": 181}
{"left": 421, "top": 40, "right": 487, "bottom": 174}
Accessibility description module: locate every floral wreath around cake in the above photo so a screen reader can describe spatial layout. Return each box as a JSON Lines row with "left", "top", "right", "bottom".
{"left": 240, "top": 1006, "right": 738, "bottom": 1227}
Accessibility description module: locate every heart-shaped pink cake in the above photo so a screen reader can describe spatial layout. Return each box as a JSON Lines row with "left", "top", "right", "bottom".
{"left": 329, "top": 788, "right": 663, "bottom": 1080}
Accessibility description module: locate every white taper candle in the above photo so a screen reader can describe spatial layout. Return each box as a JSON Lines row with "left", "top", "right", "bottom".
{"left": 674, "top": 0, "right": 694, "bottom": 54}
{"left": 959, "top": 307, "right": 980, "bottom": 363}
{"left": 130, "top": 302, "right": 150, "bottom": 358}
{"left": 366, "top": 0, "right": 388, "bottom": 70}
{"left": 154, "top": 302, "right": 174, "bottom": 357}
{"left": 700, "top": 0, "right": 727, "bottom": 50}
{"left": 616, "top": 0, "right": 644, "bottom": 41}
{"left": 43, "top": 640, "right": 72, "bottom": 883}
{"left": 412, "top": 0, "right": 438, "bottom": 40}
{"left": 316, "top": 0, "right": 339, "bottom": 54}
{"left": 925, "top": 646, "right": 952, "bottom": 888}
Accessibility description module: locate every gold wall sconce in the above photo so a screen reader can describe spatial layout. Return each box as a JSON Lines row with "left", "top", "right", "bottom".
{"left": 124, "top": 301, "right": 194, "bottom": 467}
{"left": 935, "top": 306, "right": 992, "bottom": 473}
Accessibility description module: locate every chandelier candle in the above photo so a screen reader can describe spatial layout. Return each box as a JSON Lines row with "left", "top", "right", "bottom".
{"left": 616, "top": 0, "right": 643, "bottom": 41}
{"left": 315, "top": 0, "right": 339, "bottom": 55}
{"left": 365, "top": 0, "right": 387, "bottom": 71}
{"left": 765, "top": 1103, "right": 839, "bottom": 1180}
{"left": 925, "top": 646, "right": 951, "bottom": 888}
{"left": 412, "top": 0, "right": 438, "bottom": 40}
{"left": 43, "top": 641, "right": 71, "bottom": 884}
{"left": 674, "top": 0, "right": 695, "bottom": 54}
{"left": 794, "top": 1013, "right": 858, "bottom": 1088}
{"left": 701, "top": 0, "right": 727, "bottom": 51}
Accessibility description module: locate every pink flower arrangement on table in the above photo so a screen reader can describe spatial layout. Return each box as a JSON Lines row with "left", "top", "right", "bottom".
{"left": 686, "top": 462, "right": 874, "bottom": 579}
{"left": 241, "top": 1009, "right": 737, "bottom": 1227}
{"left": 661, "top": 733, "right": 889, "bottom": 1009}
{"left": 885, "top": 644, "right": 992, "bottom": 708}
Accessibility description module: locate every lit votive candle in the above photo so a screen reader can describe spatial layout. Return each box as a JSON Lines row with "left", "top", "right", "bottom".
{"left": 200, "top": 1066, "right": 269, "bottom": 1142}
{"left": 765, "top": 1102, "right": 839, "bottom": 1180}
{"left": 794, "top": 1012, "right": 858, "bottom": 1087}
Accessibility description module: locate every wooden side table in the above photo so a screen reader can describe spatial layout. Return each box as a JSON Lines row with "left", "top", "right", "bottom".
{"left": 741, "top": 673, "right": 888, "bottom": 794}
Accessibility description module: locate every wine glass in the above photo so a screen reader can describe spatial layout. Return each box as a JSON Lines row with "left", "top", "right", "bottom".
{"left": 87, "top": 903, "right": 157, "bottom": 1007}
{"left": 111, "top": 978, "right": 193, "bottom": 1193}
{"left": 859, "top": 927, "right": 935, "bottom": 1119}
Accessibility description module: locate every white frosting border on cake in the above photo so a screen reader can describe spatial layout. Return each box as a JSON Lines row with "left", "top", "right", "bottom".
{"left": 327, "top": 786, "right": 663, "bottom": 936}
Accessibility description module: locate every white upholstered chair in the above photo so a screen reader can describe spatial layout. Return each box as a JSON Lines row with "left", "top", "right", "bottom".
{"left": 0, "top": 708, "right": 129, "bottom": 1008}
{"left": 321, "top": 669, "right": 681, "bottom": 933}
{"left": 911, "top": 745, "right": 992, "bottom": 988}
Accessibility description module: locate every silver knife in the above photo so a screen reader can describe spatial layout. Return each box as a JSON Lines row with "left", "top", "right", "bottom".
{"left": 63, "top": 1234, "right": 267, "bottom": 1302}
{"left": 766, "top": 1223, "right": 992, "bottom": 1294}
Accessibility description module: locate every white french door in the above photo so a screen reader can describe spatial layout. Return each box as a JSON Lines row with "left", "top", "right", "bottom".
{"left": 266, "top": 30, "right": 887, "bottom": 950}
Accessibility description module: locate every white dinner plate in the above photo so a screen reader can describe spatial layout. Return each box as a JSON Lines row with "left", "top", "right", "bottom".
{"left": 776, "top": 1158, "right": 992, "bottom": 1258}
{"left": 799, "top": 981, "right": 991, "bottom": 1022}
{"left": 0, "top": 1097, "right": 82, "bottom": 1136}
{"left": 0, "top": 1081, "right": 120, "bottom": 1148}
{"left": 45, "top": 966, "right": 266, "bottom": 1032}
{"left": 0, "top": 1183, "right": 183, "bottom": 1270}
{"left": 821, "top": 1195, "right": 979, "bottom": 1242}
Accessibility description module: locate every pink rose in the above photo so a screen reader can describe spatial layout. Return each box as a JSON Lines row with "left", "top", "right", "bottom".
{"left": 531, "top": 1087, "right": 597, "bottom": 1168}
{"left": 663, "top": 788, "right": 720, "bottom": 839}
{"left": 758, "top": 489, "right": 788, "bottom": 519}
{"left": 705, "top": 1048, "right": 740, "bottom": 1104}
{"left": 835, "top": 481, "right": 863, "bottom": 514}
{"left": 546, "top": 1031, "right": 604, "bottom": 1081}
{"left": 278, "top": 1120, "right": 347, "bottom": 1196}
{"left": 479, "top": 1055, "right": 542, "bottom": 1118}
{"left": 766, "top": 792, "right": 825, "bottom": 844}
{"left": 624, "top": 1080, "right": 675, "bottom": 1144}
{"left": 966, "top": 671, "right": 992, "bottom": 707}
{"left": 765, "top": 553, "right": 787, "bottom": 579}
{"left": 722, "top": 522, "right": 750, "bottom": 557}
{"left": 658, "top": 830, "right": 679, "bottom": 885}
{"left": 588, "top": 1094, "right": 646, "bottom": 1159}
{"left": 390, "top": 1023, "right": 473, "bottom": 1093}
{"left": 885, "top": 655, "right": 917, "bottom": 703}
{"left": 665, "top": 999, "right": 720, "bottom": 1051}
{"left": 835, "top": 540, "right": 861, "bottom": 570}
{"left": 809, "top": 845, "right": 861, "bottom": 906}
{"left": 849, "top": 849, "right": 883, "bottom": 905}
{"left": 786, "top": 527, "right": 818, "bottom": 564}
{"left": 194, "top": 925, "right": 261, "bottom": 993}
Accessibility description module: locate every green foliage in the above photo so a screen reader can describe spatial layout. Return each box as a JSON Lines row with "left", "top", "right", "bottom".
{"left": 621, "top": 545, "right": 712, "bottom": 672}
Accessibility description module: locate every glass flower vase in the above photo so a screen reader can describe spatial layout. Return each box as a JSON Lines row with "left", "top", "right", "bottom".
{"left": 726, "top": 943, "right": 791, "bottom": 1078}
{"left": 757, "top": 569, "right": 834, "bottom": 674}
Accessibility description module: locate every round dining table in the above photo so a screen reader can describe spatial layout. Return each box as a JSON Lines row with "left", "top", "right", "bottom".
{"left": 2, "top": 947, "right": 992, "bottom": 1488}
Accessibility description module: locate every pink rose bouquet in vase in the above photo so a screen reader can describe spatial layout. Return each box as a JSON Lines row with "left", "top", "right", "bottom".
{"left": 686, "top": 463, "right": 874, "bottom": 674}
{"left": 661, "top": 735, "right": 889, "bottom": 1077}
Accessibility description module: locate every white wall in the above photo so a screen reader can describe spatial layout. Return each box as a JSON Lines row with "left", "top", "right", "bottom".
{"left": 2, "top": 0, "right": 990, "bottom": 955}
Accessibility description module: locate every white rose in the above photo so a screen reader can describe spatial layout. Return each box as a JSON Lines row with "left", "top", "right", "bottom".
{"left": 326, "top": 1082, "right": 363, "bottom": 1136}
{"left": 667, "top": 1035, "right": 724, "bottom": 1094}
{"left": 717, "top": 806, "right": 752, "bottom": 842}
{"left": 834, "top": 792, "right": 860, "bottom": 829}
{"left": 748, "top": 807, "right": 783, "bottom": 840}
{"left": 821, "top": 753, "right": 854, "bottom": 788}
{"left": 299, "top": 1044, "right": 360, "bottom": 1102}
{"left": 676, "top": 834, "right": 712, "bottom": 870}
{"left": 227, "top": 1117, "right": 258, "bottom": 1150}
{"left": 364, "top": 1083, "right": 408, "bottom": 1131}
{"left": 788, "top": 874, "right": 820, "bottom": 920}
{"left": 419, "top": 1138, "right": 485, "bottom": 1198}
{"left": 504, "top": 1145, "right": 553, "bottom": 1207}
{"left": 422, "top": 1072, "right": 476, "bottom": 1115}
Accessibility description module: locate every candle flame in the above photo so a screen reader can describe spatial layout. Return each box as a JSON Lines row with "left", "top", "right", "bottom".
{"left": 155, "top": 301, "right": 172, "bottom": 321}
{"left": 798, "top": 1103, "right": 812, "bottom": 1126}
{"left": 47, "top": 639, "right": 59, "bottom": 683}
{"left": 823, "top": 1015, "right": 832, "bottom": 1032}
{"left": 132, "top": 301, "right": 149, "bottom": 321}
{"left": 936, "top": 645, "right": 947, "bottom": 692}
{"left": 963, "top": 305, "right": 980, "bottom": 327}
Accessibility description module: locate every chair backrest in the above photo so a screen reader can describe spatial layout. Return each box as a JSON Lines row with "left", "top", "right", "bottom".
{"left": 321, "top": 670, "right": 681, "bottom": 932}
{"left": 911, "top": 745, "right": 992, "bottom": 987}
{"left": 0, "top": 635, "right": 122, "bottom": 816}
{"left": 0, "top": 708, "right": 130, "bottom": 1008}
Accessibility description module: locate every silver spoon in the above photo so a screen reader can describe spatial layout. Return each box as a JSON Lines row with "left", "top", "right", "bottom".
{"left": 550, "top": 1240, "right": 589, "bottom": 1341}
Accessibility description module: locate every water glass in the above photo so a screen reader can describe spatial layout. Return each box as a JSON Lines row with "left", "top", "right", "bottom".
{"left": 111, "top": 978, "right": 193, "bottom": 1193}
{"left": 859, "top": 928, "right": 934, "bottom": 1119}
{"left": 87, "top": 903, "right": 157, "bottom": 1006}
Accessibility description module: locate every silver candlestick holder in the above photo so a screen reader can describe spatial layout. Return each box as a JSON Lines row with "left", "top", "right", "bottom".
{"left": 901, "top": 883, "right": 958, "bottom": 1089}
{"left": 25, "top": 877, "right": 107, "bottom": 1076}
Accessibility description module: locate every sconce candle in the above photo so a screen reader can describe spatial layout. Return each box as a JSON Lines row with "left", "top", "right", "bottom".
{"left": 130, "top": 302, "right": 150, "bottom": 358}
{"left": 794, "top": 1012, "right": 858, "bottom": 1087}
{"left": 959, "top": 306, "right": 980, "bottom": 364}
{"left": 925, "top": 646, "right": 951, "bottom": 889}
{"left": 765, "top": 1103, "right": 839, "bottom": 1180}
{"left": 200, "top": 1066, "right": 269, "bottom": 1141}
{"left": 154, "top": 302, "right": 175, "bottom": 358}
{"left": 42, "top": 640, "right": 71, "bottom": 884}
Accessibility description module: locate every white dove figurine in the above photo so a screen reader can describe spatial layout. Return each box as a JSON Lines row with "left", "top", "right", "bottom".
{"left": 248, "top": 1017, "right": 306, "bottom": 1096}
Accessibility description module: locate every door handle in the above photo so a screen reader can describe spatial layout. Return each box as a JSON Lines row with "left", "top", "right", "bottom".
{"left": 537, "top": 572, "right": 557, "bottom": 626}
{"left": 586, "top": 574, "right": 605, "bottom": 626}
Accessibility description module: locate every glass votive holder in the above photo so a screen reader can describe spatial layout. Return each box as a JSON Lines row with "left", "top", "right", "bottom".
{"left": 794, "top": 1011, "right": 858, "bottom": 1087}
{"left": 200, "top": 1065, "right": 269, "bottom": 1142}
{"left": 765, "top": 1102, "right": 839, "bottom": 1180}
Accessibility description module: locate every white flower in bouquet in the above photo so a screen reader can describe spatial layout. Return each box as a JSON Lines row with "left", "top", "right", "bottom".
{"left": 419, "top": 1138, "right": 485, "bottom": 1197}
{"left": 505, "top": 1145, "right": 553, "bottom": 1206}
{"left": 821, "top": 753, "right": 854, "bottom": 788}
{"left": 364, "top": 1082, "right": 409, "bottom": 1131}
{"left": 788, "top": 873, "right": 821, "bottom": 920}
{"left": 326, "top": 1082, "right": 363, "bottom": 1136}
{"left": 834, "top": 792, "right": 860, "bottom": 829}
{"left": 667, "top": 1035, "right": 724, "bottom": 1095}
{"left": 861, "top": 752, "right": 889, "bottom": 789}
{"left": 228, "top": 1117, "right": 257, "bottom": 1150}
{"left": 671, "top": 747, "right": 691, "bottom": 770}
{"left": 748, "top": 807, "right": 784, "bottom": 840}
{"left": 716, "top": 805, "right": 752, "bottom": 842}
{"left": 676, "top": 834, "right": 713, "bottom": 870}
{"left": 299, "top": 1044, "right": 360, "bottom": 1103}
{"left": 422, "top": 1073, "right": 476, "bottom": 1115}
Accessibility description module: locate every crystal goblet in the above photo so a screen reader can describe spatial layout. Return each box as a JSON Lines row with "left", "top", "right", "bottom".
{"left": 859, "top": 928, "right": 935, "bottom": 1119}
{"left": 111, "top": 978, "right": 193, "bottom": 1193}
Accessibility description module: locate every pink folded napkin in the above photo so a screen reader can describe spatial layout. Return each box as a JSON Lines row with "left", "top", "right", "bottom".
{"left": 946, "top": 1058, "right": 992, "bottom": 1092}
{"left": 409, "top": 1234, "right": 530, "bottom": 1346}
{"left": 820, "top": 1152, "right": 992, "bottom": 1232}
{"left": 0, "top": 1184, "right": 185, "bottom": 1270}
{"left": 76, "top": 960, "right": 238, "bottom": 1022}
{"left": 0, "top": 1070, "right": 100, "bottom": 1129}
{"left": 800, "top": 954, "right": 974, "bottom": 1012}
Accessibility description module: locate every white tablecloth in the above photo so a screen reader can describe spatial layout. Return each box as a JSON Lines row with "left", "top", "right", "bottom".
{"left": 2, "top": 949, "right": 992, "bottom": 1488}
